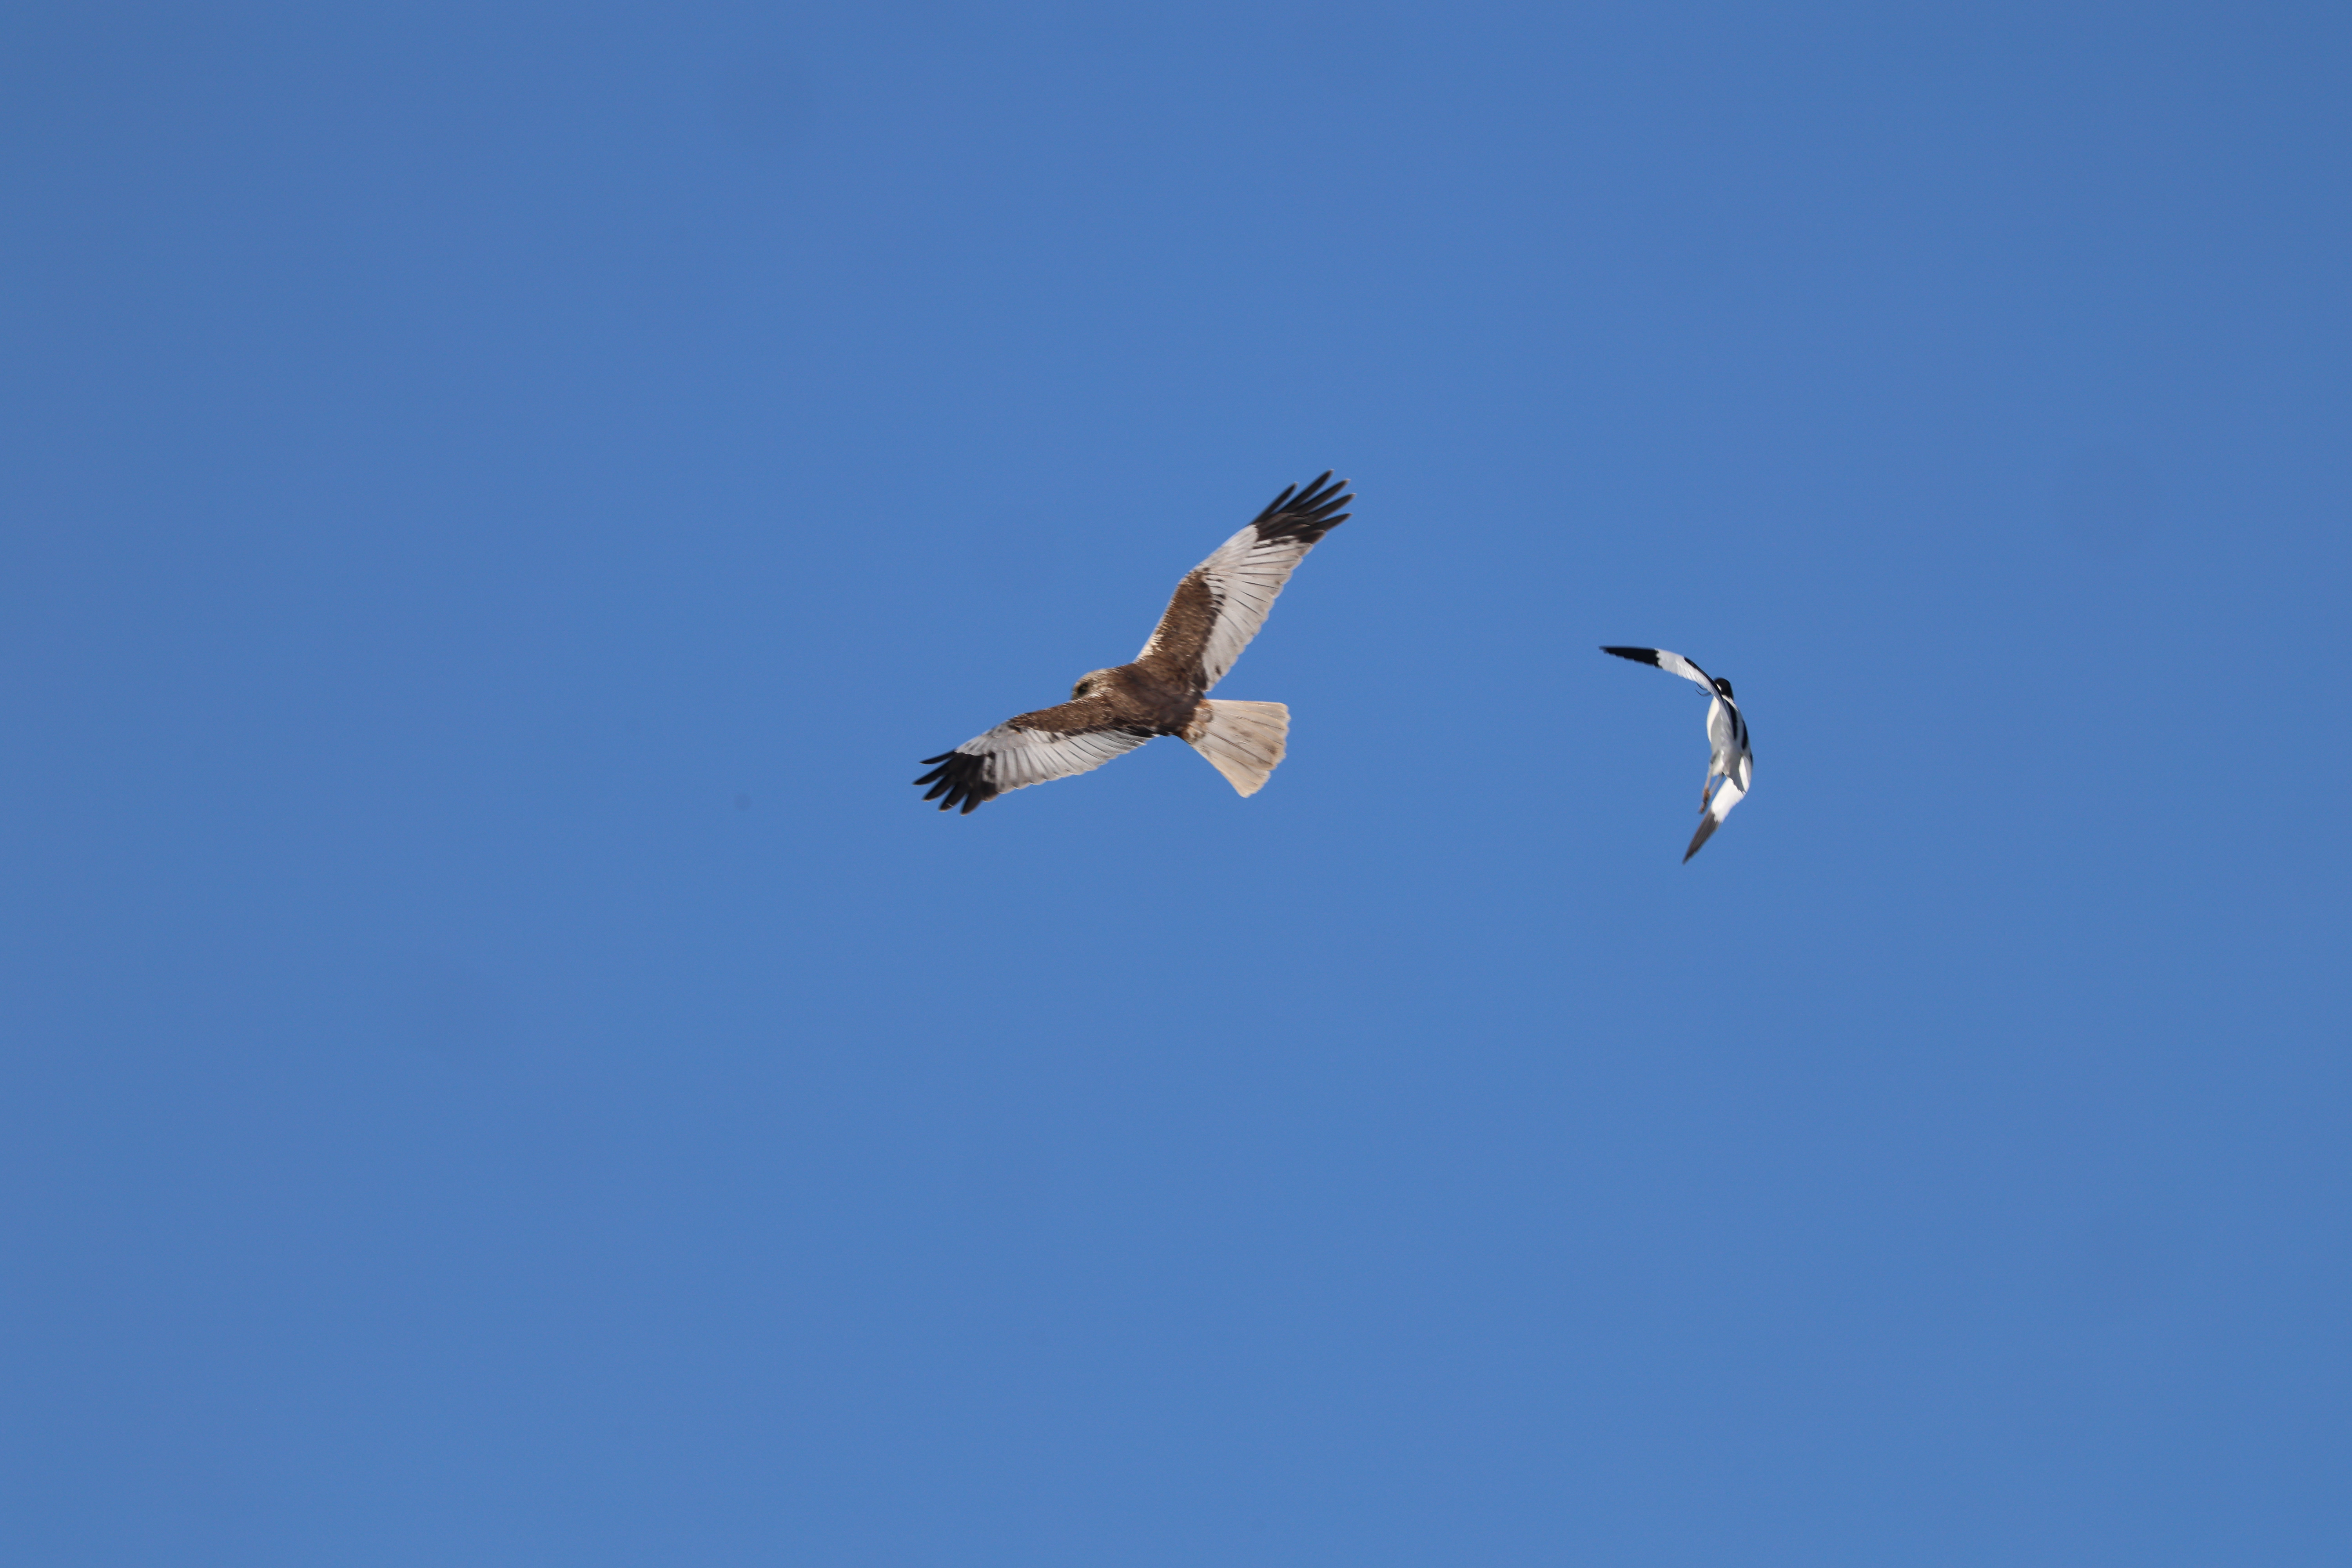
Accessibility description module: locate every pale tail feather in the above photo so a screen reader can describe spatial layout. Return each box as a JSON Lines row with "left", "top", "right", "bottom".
{"left": 1182, "top": 700, "right": 1289, "bottom": 797}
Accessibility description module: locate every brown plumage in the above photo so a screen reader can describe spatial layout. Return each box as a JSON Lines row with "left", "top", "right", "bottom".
{"left": 914, "top": 473, "right": 1352, "bottom": 812}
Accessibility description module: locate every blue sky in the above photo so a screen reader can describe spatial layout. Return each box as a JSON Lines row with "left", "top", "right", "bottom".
{"left": 3, "top": 3, "right": 2348, "bottom": 1563}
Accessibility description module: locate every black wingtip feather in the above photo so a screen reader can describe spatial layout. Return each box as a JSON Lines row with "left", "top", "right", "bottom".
{"left": 1249, "top": 470, "right": 1354, "bottom": 543}
{"left": 912, "top": 751, "right": 998, "bottom": 813}
{"left": 1601, "top": 646, "right": 1663, "bottom": 666}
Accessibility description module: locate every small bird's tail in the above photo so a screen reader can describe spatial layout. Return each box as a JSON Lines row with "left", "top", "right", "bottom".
{"left": 1182, "top": 700, "right": 1289, "bottom": 797}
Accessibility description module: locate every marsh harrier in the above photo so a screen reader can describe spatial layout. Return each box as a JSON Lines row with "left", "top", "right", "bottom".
{"left": 915, "top": 474, "right": 1352, "bottom": 813}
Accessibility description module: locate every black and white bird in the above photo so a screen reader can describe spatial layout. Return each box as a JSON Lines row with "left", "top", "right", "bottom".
{"left": 914, "top": 474, "right": 1352, "bottom": 813}
{"left": 1601, "top": 645, "right": 1753, "bottom": 862}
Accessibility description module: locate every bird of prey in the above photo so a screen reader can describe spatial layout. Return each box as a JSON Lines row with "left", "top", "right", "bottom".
{"left": 1601, "top": 645, "right": 1753, "bottom": 861}
{"left": 914, "top": 473, "right": 1353, "bottom": 813}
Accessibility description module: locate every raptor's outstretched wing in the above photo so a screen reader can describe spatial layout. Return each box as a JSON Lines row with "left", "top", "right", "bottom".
{"left": 913, "top": 698, "right": 1153, "bottom": 814}
{"left": 1136, "top": 473, "right": 1352, "bottom": 695}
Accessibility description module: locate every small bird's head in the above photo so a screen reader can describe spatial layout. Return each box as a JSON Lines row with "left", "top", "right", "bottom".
{"left": 1071, "top": 668, "right": 1117, "bottom": 700}
{"left": 1715, "top": 677, "right": 1736, "bottom": 699}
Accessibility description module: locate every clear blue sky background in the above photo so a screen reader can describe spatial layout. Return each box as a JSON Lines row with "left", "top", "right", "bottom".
{"left": 4, "top": 3, "right": 2348, "bottom": 1563}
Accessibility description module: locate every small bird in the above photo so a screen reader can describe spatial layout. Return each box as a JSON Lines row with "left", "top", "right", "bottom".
{"left": 915, "top": 474, "right": 1352, "bottom": 813}
{"left": 1601, "top": 645, "right": 1753, "bottom": 861}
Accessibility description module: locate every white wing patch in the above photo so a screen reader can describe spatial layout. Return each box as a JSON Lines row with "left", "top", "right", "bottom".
{"left": 1709, "top": 769, "right": 1747, "bottom": 824}
{"left": 1685, "top": 771, "right": 1747, "bottom": 861}
{"left": 1630, "top": 647, "right": 1717, "bottom": 692}
{"left": 1138, "top": 523, "right": 1318, "bottom": 693}
{"left": 958, "top": 722, "right": 1151, "bottom": 793}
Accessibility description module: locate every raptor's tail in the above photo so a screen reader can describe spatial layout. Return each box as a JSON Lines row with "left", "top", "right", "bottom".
{"left": 1183, "top": 700, "right": 1289, "bottom": 797}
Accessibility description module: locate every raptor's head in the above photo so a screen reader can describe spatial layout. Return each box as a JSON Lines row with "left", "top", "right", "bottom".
{"left": 1071, "top": 669, "right": 1118, "bottom": 700}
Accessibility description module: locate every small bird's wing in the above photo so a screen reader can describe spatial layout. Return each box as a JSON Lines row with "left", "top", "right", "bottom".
{"left": 1683, "top": 771, "right": 1746, "bottom": 862}
{"left": 1135, "top": 474, "right": 1352, "bottom": 695}
{"left": 913, "top": 698, "right": 1153, "bottom": 813}
{"left": 1601, "top": 645, "right": 1719, "bottom": 694}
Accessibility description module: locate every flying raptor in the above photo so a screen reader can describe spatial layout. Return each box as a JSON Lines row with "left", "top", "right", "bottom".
{"left": 1601, "top": 645, "right": 1754, "bottom": 861}
{"left": 914, "top": 474, "right": 1353, "bottom": 813}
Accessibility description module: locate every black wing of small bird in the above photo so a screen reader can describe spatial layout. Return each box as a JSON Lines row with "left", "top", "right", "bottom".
{"left": 1601, "top": 644, "right": 1720, "bottom": 693}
